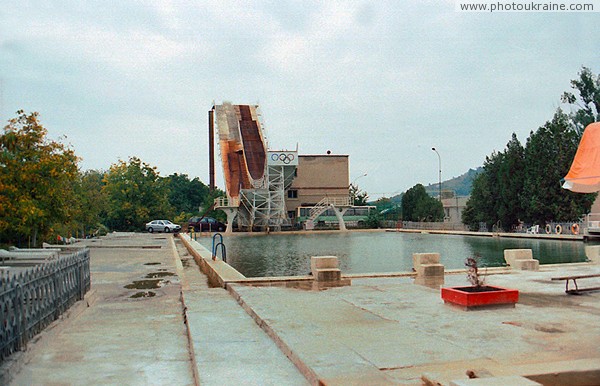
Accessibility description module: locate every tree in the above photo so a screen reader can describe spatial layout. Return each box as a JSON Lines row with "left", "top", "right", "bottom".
{"left": 561, "top": 66, "right": 600, "bottom": 135}
{"left": 464, "top": 68, "right": 599, "bottom": 230}
{"left": 102, "top": 157, "right": 172, "bottom": 231}
{"left": 521, "top": 110, "right": 595, "bottom": 224}
{"left": 164, "top": 173, "right": 209, "bottom": 214}
{"left": 350, "top": 183, "right": 368, "bottom": 206}
{"left": 0, "top": 111, "right": 79, "bottom": 246}
{"left": 401, "top": 183, "right": 443, "bottom": 222}
{"left": 496, "top": 134, "right": 525, "bottom": 229}
{"left": 462, "top": 171, "right": 491, "bottom": 230}
{"left": 74, "top": 170, "right": 108, "bottom": 236}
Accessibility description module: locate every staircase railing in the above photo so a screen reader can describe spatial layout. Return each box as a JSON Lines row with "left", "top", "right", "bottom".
{"left": 307, "top": 196, "right": 351, "bottom": 223}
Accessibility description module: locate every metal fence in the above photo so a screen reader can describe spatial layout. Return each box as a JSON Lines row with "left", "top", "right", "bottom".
{"left": 0, "top": 248, "right": 90, "bottom": 362}
{"left": 390, "top": 221, "right": 469, "bottom": 231}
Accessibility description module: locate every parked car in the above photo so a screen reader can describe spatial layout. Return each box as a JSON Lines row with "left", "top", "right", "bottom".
{"left": 188, "top": 216, "right": 226, "bottom": 232}
{"left": 145, "top": 220, "right": 181, "bottom": 233}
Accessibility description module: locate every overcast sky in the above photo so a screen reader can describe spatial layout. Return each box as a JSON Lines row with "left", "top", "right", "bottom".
{"left": 1, "top": 1, "right": 598, "bottom": 199}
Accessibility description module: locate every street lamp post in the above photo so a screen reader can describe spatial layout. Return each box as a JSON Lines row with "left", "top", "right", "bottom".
{"left": 350, "top": 173, "right": 367, "bottom": 205}
{"left": 431, "top": 147, "right": 441, "bottom": 201}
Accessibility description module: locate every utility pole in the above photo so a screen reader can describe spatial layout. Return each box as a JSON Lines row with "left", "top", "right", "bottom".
{"left": 431, "top": 147, "right": 441, "bottom": 201}
{"left": 208, "top": 105, "right": 215, "bottom": 191}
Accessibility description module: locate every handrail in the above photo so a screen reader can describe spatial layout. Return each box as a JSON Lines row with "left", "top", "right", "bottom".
{"left": 307, "top": 196, "right": 351, "bottom": 223}
{"left": 213, "top": 242, "right": 226, "bottom": 262}
{"left": 211, "top": 233, "right": 226, "bottom": 262}
{"left": 214, "top": 196, "right": 240, "bottom": 208}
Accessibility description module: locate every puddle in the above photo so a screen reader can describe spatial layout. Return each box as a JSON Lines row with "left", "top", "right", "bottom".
{"left": 145, "top": 271, "right": 174, "bottom": 279}
{"left": 130, "top": 291, "right": 156, "bottom": 299}
{"left": 144, "top": 262, "right": 161, "bottom": 266}
{"left": 124, "top": 279, "right": 162, "bottom": 289}
{"left": 535, "top": 325, "right": 565, "bottom": 334}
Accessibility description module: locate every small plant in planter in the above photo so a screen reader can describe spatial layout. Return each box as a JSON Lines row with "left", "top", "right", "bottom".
{"left": 441, "top": 255, "right": 519, "bottom": 309}
{"left": 466, "top": 256, "right": 485, "bottom": 288}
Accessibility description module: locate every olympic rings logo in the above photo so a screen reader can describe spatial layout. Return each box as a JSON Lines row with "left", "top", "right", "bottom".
{"left": 270, "top": 153, "right": 295, "bottom": 164}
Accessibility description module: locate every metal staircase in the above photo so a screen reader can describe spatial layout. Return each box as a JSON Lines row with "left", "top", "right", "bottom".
{"left": 307, "top": 196, "right": 351, "bottom": 223}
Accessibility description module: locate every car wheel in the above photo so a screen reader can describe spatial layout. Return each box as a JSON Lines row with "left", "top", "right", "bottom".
{"left": 218, "top": 226, "right": 225, "bottom": 232}
{"left": 164, "top": 227, "right": 170, "bottom": 233}
{"left": 148, "top": 227, "right": 154, "bottom": 233}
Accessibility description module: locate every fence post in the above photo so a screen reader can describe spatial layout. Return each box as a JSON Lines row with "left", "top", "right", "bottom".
{"left": 16, "top": 283, "right": 27, "bottom": 351}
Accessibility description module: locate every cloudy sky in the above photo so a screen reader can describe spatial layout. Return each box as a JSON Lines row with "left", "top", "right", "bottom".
{"left": 1, "top": 1, "right": 598, "bottom": 199}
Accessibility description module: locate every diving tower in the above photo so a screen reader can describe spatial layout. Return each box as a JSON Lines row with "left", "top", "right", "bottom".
{"left": 213, "top": 103, "right": 297, "bottom": 232}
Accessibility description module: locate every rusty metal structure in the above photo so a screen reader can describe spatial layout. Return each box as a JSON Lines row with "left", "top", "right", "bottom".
{"left": 213, "top": 103, "right": 297, "bottom": 231}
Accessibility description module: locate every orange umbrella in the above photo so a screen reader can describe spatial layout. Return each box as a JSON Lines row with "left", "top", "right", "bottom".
{"left": 563, "top": 122, "right": 600, "bottom": 193}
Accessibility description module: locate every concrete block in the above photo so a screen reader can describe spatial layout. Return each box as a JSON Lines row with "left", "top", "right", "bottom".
{"left": 513, "top": 259, "right": 539, "bottom": 271}
{"left": 504, "top": 249, "right": 533, "bottom": 267}
{"left": 413, "top": 253, "right": 440, "bottom": 270}
{"left": 315, "top": 268, "right": 341, "bottom": 282}
{"left": 450, "top": 375, "right": 541, "bottom": 385}
{"left": 416, "top": 263, "right": 445, "bottom": 277}
{"left": 311, "top": 256, "right": 339, "bottom": 274}
{"left": 585, "top": 245, "right": 600, "bottom": 263}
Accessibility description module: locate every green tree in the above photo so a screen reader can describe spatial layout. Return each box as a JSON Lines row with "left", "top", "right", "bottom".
{"left": 496, "top": 134, "right": 525, "bottom": 229}
{"left": 164, "top": 173, "right": 210, "bottom": 215}
{"left": 401, "top": 183, "right": 443, "bottom": 222}
{"left": 521, "top": 111, "right": 595, "bottom": 224}
{"left": 561, "top": 66, "right": 600, "bottom": 134}
{"left": 102, "top": 157, "right": 172, "bottom": 231}
{"left": 350, "top": 183, "right": 368, "bottom": 206}
{"left": 464, "top": 68, "right": 599, "bottom": 230}
{"left": 462, "top": 135, "right": 524, "bottom": 231}
{"left": 0, "top": 111, "right": 79, "bottom": 246}
{"left": 462, "top": 171, "right": 491, "bottom": 230}
{"left": 74, "top": 170, "right": 108, "bottom": 236}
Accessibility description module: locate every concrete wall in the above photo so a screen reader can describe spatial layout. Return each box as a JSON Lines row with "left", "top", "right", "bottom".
{"left": 441, "top": 196, "right": 469, "bottom": 224}
{"left": 286, "top": 154, "right": 350, "bottom": 212}
{"left": 591, "top": 195, "right": 600, "bottom": 213}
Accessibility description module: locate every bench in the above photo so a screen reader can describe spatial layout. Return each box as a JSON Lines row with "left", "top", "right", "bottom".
{"left": 551, "top": 274, "right": 600, "bottom": 294}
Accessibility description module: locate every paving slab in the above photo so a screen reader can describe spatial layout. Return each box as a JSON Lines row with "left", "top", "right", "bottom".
{"left": 173, "top": 238, "right": 308, "bottom": 386}
{"left": 8, "top": 233, "right": 194, "bottom": 385}
{"left": 229, "top": 265, "right": 600, "bottom": 385}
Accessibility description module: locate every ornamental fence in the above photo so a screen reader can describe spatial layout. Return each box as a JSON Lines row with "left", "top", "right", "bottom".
{"left": 0, "top": 248, "right": 90, "bottom": 362}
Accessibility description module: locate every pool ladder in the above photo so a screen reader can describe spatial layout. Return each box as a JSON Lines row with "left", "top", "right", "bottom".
{"left": 211, "top": 233, "right": 226, "bottom": 262}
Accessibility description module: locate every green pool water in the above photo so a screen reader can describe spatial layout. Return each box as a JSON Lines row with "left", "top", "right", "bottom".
{"left": 198, "top": 231, "right": 589, "bottom": 278}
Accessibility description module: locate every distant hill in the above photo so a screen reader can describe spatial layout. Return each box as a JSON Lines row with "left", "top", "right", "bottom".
{"left": 425, "top": 167, "right": 482, "bottom": 197}
{"left": 382, "top": 167, "right": 482, "bottom": 204}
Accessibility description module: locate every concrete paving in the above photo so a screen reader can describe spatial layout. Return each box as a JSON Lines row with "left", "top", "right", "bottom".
{"left": 5, "top": 232, "right": 600, "bottom": 385}
{"left": 6, "top": 232, "right": 307, "bottom": 386}
{"left": 228, "top": 264, "right": 600, "bottom": 385}
{"left": 172, "top": 238, "right": 309, "bottom": 386}
{"left": 8, "top": 233, "right": 194, "bottom": 385}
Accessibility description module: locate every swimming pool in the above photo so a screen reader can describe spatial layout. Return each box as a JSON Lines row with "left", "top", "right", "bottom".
{"left": 198, "top": 231, "right": 588, "bottom": 278}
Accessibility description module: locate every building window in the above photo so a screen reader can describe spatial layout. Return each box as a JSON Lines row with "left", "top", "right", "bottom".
{"left": 287, "top": 189, "right": 298, "bottom": 199}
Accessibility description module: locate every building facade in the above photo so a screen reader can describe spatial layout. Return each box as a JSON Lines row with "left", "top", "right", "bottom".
{"left": 284, "top": 154, "right": 350, "bottom": 221}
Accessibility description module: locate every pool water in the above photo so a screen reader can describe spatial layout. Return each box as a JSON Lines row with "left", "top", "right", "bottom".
{"left": 198, "top": 231, "right": 588, "bottom": 278}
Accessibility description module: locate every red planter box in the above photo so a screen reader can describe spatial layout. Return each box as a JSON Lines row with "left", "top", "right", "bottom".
{"left": 441, "top": 286, "right": 519, "bottom": 309}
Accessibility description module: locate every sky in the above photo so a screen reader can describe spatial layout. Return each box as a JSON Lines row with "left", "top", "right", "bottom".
{"left": 1, "top": 1, "right": 598, "bottom": 200}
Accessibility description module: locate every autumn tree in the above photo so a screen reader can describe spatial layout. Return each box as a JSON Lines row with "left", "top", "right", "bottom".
{"left": 0, "top": 111, "right": 79, "bottom": 246}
